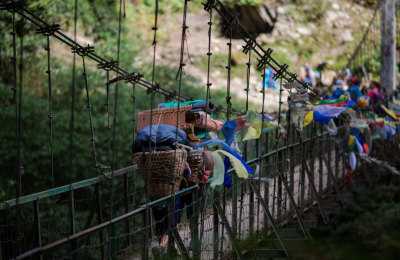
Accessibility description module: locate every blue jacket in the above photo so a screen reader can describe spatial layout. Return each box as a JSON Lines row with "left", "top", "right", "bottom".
{"left": 332, "top": 89, "right": 345, "bottom": 98}
{"left": 347, "top": 85, "right": 362, "bottom": 101}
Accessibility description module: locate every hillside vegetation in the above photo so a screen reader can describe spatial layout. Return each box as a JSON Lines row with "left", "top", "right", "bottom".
{"left": 0, "top": 0, "right": 376, "bottom": 199}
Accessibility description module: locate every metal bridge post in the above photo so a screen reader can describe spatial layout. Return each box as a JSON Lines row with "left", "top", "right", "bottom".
{"left": 303, "top": 162, "right": 328, "bottom": 224}
{"left": 213, "top": 199, "right": 244, "bottom": 260}
{"left": 263, "top": 132, "right": 270, "bottom": 228}
{"left": 249, "top": 177, "right": 254, "bottom": 236}
{"left": 68, "top": 189, "right": 76, "bottom": 236}
{"left": 279, "top": 173, "right": 308, "bottom": 239}
{"left": 70, "top": 190, "right": 78, "bottom": 260}
{"left": 309, "top": 123, "right": 316, "bottom": 202}
{"left": 323, "top": 156, "right": 345, "bottom": 207}
{"left": 95, "top": 184, "right": 105, "bottom": 260}
{"left": 213, "top": 189, "right": 219, "bottom": 259}
{"left": 249, "top": 182, "right": 289, "bottom": 257}
{"left": 318, "top": 125, "right": 323, "bottom": 193}
{"left": 300, "top": 139, "right": 306, "bottom": 207}
{"left": 33, "top": 199, "right": 43, "bottom": 260}
{"left": 335, "top": 144, "right": 339, "bottom": 181}
{"left": 277, "top": 151, "right": 282, "bottom": 219}
{"left": 123, "top": 172, "right": 131, "bottom": 246}
{"left": 232, "top": 177, "right": 238, "bottom": 238}
{"left": 342, "top": 139, "right": 347, "bottom": 187}
{"left": 327, "top": 140, "right": 332, "bottom": 198}
{"left": 290, "top": 128, "right": 295, "bottom": 203}
{"left": 191, "top": 189, "right": 200, "bottom": 259}
{"left": 141, "top": 211, "right": 148, "bottom": 259}
{"left": 255, "top": 130, "right": 261, "bottom": 235}
{"left": 172, "top": 229, "right": 190, "bottom": 259}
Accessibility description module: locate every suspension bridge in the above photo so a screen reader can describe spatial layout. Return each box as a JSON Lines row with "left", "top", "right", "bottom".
{"left": 0, "top": 0, "right": 399, "bottom": 259}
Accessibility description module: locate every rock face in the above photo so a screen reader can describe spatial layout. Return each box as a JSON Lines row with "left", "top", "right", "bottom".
{"left": 297, "top": 26, "right": 312, "bottom": 36}
{"left": 221, "top": 4, "right": 277, "bottom": 38}
{"left": 340, "top": 29, "right": 355, "bottom": 42}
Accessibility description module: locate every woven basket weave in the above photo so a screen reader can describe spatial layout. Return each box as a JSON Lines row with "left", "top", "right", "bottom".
{"left": 134, "top": 150, "right": 187, "bottom": 199}
{"left": 187, "top": 150, "right": 203, "bottom": 184}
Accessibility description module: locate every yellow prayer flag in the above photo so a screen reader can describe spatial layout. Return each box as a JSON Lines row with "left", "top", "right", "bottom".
{"left": 216, "top": 150, "right": 249, "bottom": 179}
{"left": 380, "top": 105, "right": 398, "bottom": 120}
{"left": 348, "top": 135, "right": 355, "bottom": 148}
{"left": 242, "top": 120, "right": 262, "bottom": 141}
{"left": 304, "top": 111, "right": 314, "bottom": 127}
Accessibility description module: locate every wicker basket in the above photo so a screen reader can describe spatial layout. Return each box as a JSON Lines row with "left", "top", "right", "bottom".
{"left": 187, "top": 150, "right": 203, "bottom": 184}
{"left": 134, "top": 150, "right": 187, "bottom": 199}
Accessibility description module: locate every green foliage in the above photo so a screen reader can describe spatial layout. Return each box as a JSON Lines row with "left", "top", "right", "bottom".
{"left": 0, "top": 57, "right": 232, "bottom": 200}
{"left": 221, "top": 0, "right": 264, "bottom": 6}
{"left": 350, "top": 48, "right": 381, "bottom": 79}
{"left": 292, "top": 175, "right": 400, "bottom": 260}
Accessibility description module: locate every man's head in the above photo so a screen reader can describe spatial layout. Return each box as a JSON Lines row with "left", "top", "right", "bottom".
{"left": 354, "top": 79, "right": 361, "bottom": 87}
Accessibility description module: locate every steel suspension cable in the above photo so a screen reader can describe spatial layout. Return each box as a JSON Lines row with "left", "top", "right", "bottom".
{"left": 203, "top": 4, "right": 214, "bottom": 254}
{"left": 105, "top": 71, "right": 111, "bottom": 176}
{"left": 11, "top": 8, "right": 21, "bottom": 256}
{"left": 131, "top": 81, "right": 137, "bottom": 242}
{"left": 345, "top": 1, "right": 381, "bottom": 69}
{"left": 219, "top": 25, "right": 234, "bottom": 256}
{"left": 68, "top": 0, "right": 78, "bottom": 236}
{"left": 109, "top": 0, "right": 123, "bottom": 222}
{"left": 168, "top": 0, "right": 189, "bottom": 254}
{"left": 16, "top": 13, "right": 24, "bottom": 257}
{"left": 272, "top": 77, "right": 284, "bottom": 218}
{"left": 45, "top": 36, "right": 55, "bottom": 190}
{"left": 108, "top": 0, "right": 124, "bottom": 257}
{"left": 17, "top": 11, "right": 23, "bottom": 201}
{"left": 80, "top": 54, "right": 99, "bottom": 174}
{"left": 144, "top": 0, "right": 159, "bottom": 256}
{"left": 238, "top": 49, "right": 251, "bottom": 240}
{"left": 0, "top": 0, "right": 194, "bottom": 103}
{"left": 203, "top": 0, "right": 318, "bottom": 97}
{"left": 255, "top": 65, "right": 267, "bottom": 259}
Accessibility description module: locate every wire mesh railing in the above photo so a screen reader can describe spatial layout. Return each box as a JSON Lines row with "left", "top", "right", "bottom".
{"left": 0, "top": 124, "right": 357, "bottom": 259}
{"left": 346, "top": 1, "right": 382, "bottom": 78}
{"left": 1, "top": 0, "right": 395, "bottom": 259}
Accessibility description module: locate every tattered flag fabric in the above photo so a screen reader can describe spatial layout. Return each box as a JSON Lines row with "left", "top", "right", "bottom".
{"left": 349, "top": 152, "right": 356, "bottom": 171}
{"left": 221, "top": 120, "right": 237, "bottom": 145}
{"left": 216, "top": 150, "right": 249, "bottom": 179}
{"left": 304, "top": 110, "right": 314, "bottom": 127}
{"left": 242, "top": 120, "right": 262, "bottom": 141}
{"left": 210, "top": 151, "right": 225, "bottom": 188}
{"left": 193, "top": 139, "right": 253, "bottom": 174}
